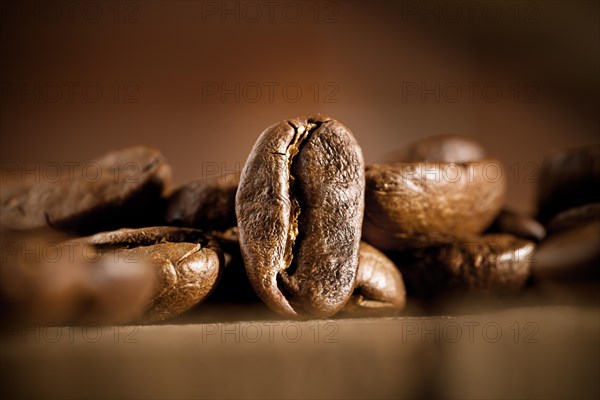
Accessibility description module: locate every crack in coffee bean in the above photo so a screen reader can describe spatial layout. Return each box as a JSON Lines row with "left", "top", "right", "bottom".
{"left": 281, "top": 120, "right": 319, "bottom": 278}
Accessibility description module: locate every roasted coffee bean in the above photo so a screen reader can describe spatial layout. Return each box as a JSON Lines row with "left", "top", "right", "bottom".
{"left": 537, "top": 144, "right": 600, "bottom": 223}
{"left": 344, "top": 242, "right": 406, "bottom": 312}
{"left": 0, "top": 228, "right": 157, "bottom": 325}
{"left": 236, "top": 115, "right": 365, "bottom": 317}
{"left": 73, "top": 227, "right": 224, "bottom": 322}
{"left": 1, "top": 146, "right": 171, "bottom": 235}
{"left": 389, "top": 134, "right": 486, "bottom": 163}
{"left": 363, "top": 160, "right": 505, "bottom": 250}
{"left": 165, "top": 177, "right": 238, "bottom": 231}
{"left": 391, "top": 234, "right": 535, "bottom": 298}
{"left": 534, "top": 223, "right": 599, "bottom": 281}
{"left": 487, "top": 209, "right": 546, "bottom": 242}
{"left": 545, "top": 203, "right": 600, "bottom": 234}
{"left": 533, "top": 204, "right": 600, "bottom": 281}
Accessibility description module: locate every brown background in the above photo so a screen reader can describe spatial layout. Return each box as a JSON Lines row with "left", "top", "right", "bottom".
{"left": 1, "top": 1, "right": 598, "bottom": 214}
{"left": 1, "top": 2, "right": 599, "bottom": 399}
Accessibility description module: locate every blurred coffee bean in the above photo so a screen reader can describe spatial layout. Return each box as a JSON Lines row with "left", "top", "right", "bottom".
{"left": 545, "top": 203, "right": 600, "bottom": 234}
{"left": 76, "top": 227, "right": 224, "bottom": 323}
{"left": 0, "top": 228, "right": 157, "bottom": 325}
{"left": 487, "top": 209, "right": 546, "bottom": 242}
{"left": 0, "top": 146, "right": 171, "bottom": 235}
{"left": 537, "top": 144, "right": 600, "bottom": 223}
{"left": 533, "top": 204, "right": 600, "bottom": 281}
{"left": 165, "top": 177, "right": 238, "bottom": 231}
{"left": 344, "top": 242, "right": 406, "bottom": 312}
{"left": 391, "top": 234, "right": 535, "bottom": 299}
{"left": 387, "top": 134, "right": 486, "bottom": 163}
{"left": 363, "top": 160, "right": 505, "bottom": 250}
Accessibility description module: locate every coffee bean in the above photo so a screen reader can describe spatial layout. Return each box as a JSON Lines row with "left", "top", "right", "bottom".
{"left": 1, "top": 146, "right": 171, "bottom": 235}
{"left": 533, "top": 203, "right": 600, "bottom": 281}
{"left": 545, "top": 202, "right": 600, "bottom": 234}
{"left": 363, "top": 159, "right": 505, "bottom": 250}
{"left": 165, "top": 177, "right": 238, "bottom": 231}
{"left": 392, "top": 234, "right": 535, "bottom": 298}
{"left": 537, "top": 144, "right": 600, "bottom": 223}
{"left": 236, "top": 115, "right": 365, "bottom": 317}
{"left": 0, "top": 228, "right": 157, "bottom": 325}
{"left": 389, "top": 134, "right": 486, "bottom": 163}
{"left": 74, "top": 226, "right": 224, "bottom": 322}
{"left": 344, "top": 242, "right": 406, "bottom": 312}
{"left": 487, "top": 209, "right": 546, "bottom": 242}
{"left": 534, "top": 223, "right": 599, "bottom": 281}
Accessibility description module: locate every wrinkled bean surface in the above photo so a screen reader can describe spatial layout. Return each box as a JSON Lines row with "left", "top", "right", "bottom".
{"left": 236, "top": 115, "right": 365, "bottom": 317}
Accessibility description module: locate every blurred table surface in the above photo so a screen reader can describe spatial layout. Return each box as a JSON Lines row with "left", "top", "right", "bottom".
{"left": 1, "top": 305, "right": 598, "bottom": 399}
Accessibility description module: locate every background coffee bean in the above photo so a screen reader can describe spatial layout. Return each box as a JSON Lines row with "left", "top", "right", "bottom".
{"left": 363, "top": 159, "right": 506, "bottom": 251}
{"left": 487, "top": 209, "right": 546, "bottom": 242}
{"left": 366, "top": 134, "right": 537, "bottom": 301}
{"left": 0, "top": 228, "right": 157, "bottom": 325}
{"left": 344, "top": 242, "right": 406, "bottom": 313}
{"left": 165, "top": 177, "right": 238, "bottom": 231}
{"left": 0, "top": 146, "right": 171, "bottom": 235}
{"left": 387, "top": 134, "right": 486, "bottom": 163}
{"left": 545, "top": 203, "right": 600, "bottom": 234}
{"left": 533, "top": 203, "right": 600, "bottom": 281}
{"left": 236, "top": 115, "right": 365, "bottom": 317}
{"left": 537, "top": 144, "right": 600, "bottom": 223}
{"left": 532, "top": 144, "right": 599, "bottom": 284}
{"left": 390, "top": 234, "right": 535, "bottom": 299}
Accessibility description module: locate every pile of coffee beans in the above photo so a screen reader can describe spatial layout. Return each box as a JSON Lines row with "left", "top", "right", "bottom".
{"left": 1, "top": 115, "right": 598, "bottom": 323}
